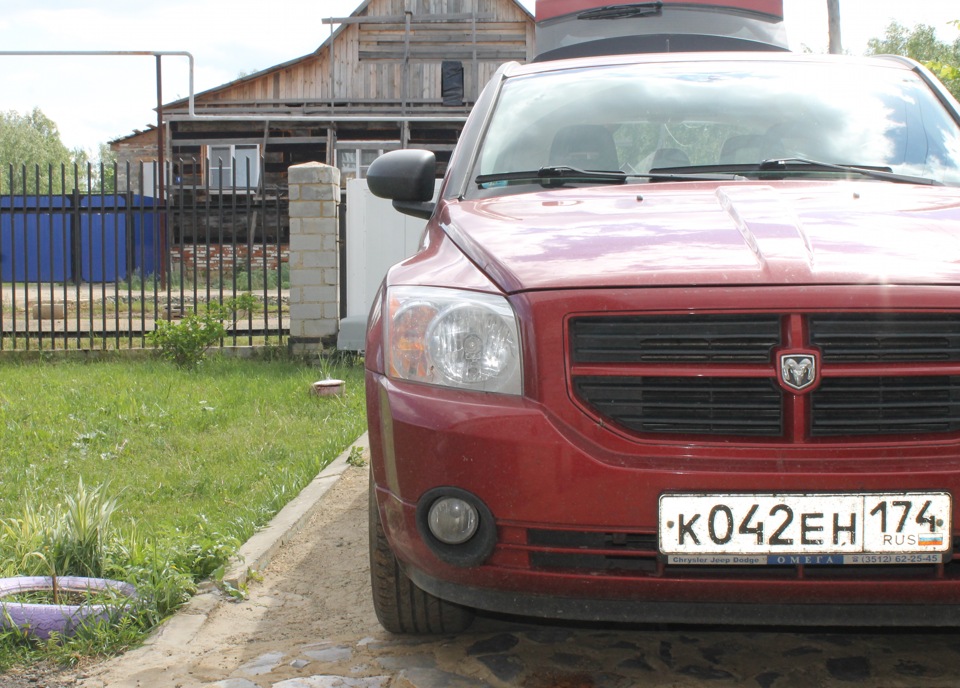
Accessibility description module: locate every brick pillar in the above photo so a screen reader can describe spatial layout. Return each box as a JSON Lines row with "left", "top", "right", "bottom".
{"left": 287, "top": 162, "right": 340, "bottom": 355}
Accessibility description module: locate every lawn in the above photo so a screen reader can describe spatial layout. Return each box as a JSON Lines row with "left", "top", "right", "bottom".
{"left": 0, "top": 353, "right": 367, "bottom": 667}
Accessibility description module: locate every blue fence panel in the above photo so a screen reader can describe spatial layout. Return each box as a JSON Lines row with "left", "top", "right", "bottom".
{"left": 80, "top": 195, "right": 127, "bottom": 282}
{"left": 0, "top": 196, "right": 72, "bottom": 281}
{"left": 131, "top": 195, "right": 159, "bottom": 277}
{"left": 78, "top": 195, "right": 161, "bottom": 281}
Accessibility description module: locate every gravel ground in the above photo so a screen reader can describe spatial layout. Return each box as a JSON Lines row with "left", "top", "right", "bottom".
{"left": 3, "top": 660, "right": 83, "bottom": 688}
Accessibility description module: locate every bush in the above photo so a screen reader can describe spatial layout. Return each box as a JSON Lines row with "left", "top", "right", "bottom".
{"left": 0, "top": 480, "right": 235, "bottom": 650}
{"left": 148, "top": 294, "right": 259, "bottom": 369}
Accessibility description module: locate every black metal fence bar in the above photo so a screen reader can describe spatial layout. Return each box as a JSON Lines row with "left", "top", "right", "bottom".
{"left": 0, "top": 159, "right": 288, "bottom": 352}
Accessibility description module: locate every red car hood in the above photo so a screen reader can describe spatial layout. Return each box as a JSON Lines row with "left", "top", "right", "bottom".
{"left": 440, "top": 181, "right": 960, "bottom": 293}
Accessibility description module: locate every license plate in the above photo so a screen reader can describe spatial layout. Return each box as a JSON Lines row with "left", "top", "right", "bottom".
{"left": 659, "top": 492, "right": 951, "bottom": 565}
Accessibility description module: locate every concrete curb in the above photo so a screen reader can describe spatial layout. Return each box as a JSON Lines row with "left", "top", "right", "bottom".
{"left": 132, "top": 432, "right": 369, "bottom": 658}
{"left": 224, "top": 431, "right": 370, "bottom": 589}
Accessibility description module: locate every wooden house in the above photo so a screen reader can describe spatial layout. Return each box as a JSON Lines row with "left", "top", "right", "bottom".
{"left": 111, "top": 0, "right": 535, "bottom": 196}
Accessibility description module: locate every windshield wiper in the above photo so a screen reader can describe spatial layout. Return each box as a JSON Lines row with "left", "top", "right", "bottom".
{"left": 578, "top": 2, "right": 662, "bottom": 20}
{"left": 650, "top": 159, "right": 943, "bottom": 186}
{"left": 476, "top": 166, "right": 628, "bottom": 188}
{"left": 758, "top": 158, "right": 942, "bottom": 186}
{"left": 476, "top": 165, "right": 740, "bottom": 189}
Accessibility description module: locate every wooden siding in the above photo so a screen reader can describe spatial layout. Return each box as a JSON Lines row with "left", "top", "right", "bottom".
{"left": 113, "top": 0, "right": 533, "bottom": 191}
{"left": 356, "top": 22, "right": 528, "bottom": 61}
{"left": 184, "top": 0, "right": 532, "bottom": 109}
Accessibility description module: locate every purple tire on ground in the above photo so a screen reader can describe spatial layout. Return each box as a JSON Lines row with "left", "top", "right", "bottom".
{"left": 0, "top": 576, "right": 137, "bottom": 640}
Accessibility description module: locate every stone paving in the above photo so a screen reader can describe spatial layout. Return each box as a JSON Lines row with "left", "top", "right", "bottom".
{"left": 194, "top": 619, "right": 960, "bottom": 688}
{"left": 77, "top": 439, "right": 960, "bottom": 688}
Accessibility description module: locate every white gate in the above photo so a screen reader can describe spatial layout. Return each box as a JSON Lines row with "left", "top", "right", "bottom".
{"left": 337, "top": 178, "right": 438, "bottom": 351}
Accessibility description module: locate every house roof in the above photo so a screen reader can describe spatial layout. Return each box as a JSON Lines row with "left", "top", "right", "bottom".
{"left": 151, "top": 0, "right": 533, "bottom": 116}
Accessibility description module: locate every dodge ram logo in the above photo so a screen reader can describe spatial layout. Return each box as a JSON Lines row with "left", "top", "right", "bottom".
{"left": 778, "top": 352, "right": 819, "bottom": 393}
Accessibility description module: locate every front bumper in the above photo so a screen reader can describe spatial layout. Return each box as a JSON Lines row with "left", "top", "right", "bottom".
{"left": 368, "top": 370, "right": 960, "bottom": 623}
{"left": 404, "top": 565, "right": 960, "bottom": 626}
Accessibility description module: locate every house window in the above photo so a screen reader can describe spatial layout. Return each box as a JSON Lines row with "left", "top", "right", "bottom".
{"left": 336, "top": 147, "right": 383, "bottom": 182}
{"left": 335, "top": 142, "right": 401, "bottom": 183}
{"left": 207, "top": 144, "right": 261, "bottom": 191}
{"left": 141, "top": 160, "right": 162, "bottom": 197}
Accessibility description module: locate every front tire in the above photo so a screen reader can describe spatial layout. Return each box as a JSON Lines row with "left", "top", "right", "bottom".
{"left": 368, "top": 477, "right": 475, "bottom": 634}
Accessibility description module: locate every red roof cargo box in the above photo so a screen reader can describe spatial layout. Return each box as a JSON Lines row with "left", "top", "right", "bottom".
{"left": 534, "top": 0, "right": 788, "bottom": 60}
{"left": 536, "top": 0, "right": 783, "bottom": 22}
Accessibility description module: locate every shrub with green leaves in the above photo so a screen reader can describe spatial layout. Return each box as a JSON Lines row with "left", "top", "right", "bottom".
{"left": 148, "top": 294, "right": 259, "bottom": 369}
{"left": 0, "top": 480, "right": 234, "bottom": 657}
{"left": 0, "top": 480, "right": 119, "bottom": 581}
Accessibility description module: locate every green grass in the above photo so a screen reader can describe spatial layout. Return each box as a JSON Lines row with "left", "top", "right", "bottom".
{"left": 0, "top": 353, "right": 366, "bottom": 667}
{"left": 0, "top": 356, "right": 365, "bottom": 536}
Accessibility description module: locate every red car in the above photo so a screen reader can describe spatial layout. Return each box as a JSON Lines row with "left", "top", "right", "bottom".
{"left": 364, "top": 51, "right": 960, "bottom": 633}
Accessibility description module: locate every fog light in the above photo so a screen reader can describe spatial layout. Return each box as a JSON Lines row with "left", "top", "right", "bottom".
{"left": 427, "top": 497, "right": 479, "bottom": 545}
{"left": 418, "top": 488, "right": 496, "bottom": 567}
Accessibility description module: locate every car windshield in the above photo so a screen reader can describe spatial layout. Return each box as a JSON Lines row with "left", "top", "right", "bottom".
{"left": 468, "top": 59, "right": 960, "bottom": 197}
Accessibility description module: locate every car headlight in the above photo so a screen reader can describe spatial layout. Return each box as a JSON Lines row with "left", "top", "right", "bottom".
{"left": 386, "top": 286, "right": 522, "bottom": 395}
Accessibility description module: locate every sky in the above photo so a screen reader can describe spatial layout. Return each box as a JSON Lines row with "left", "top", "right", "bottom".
{"left": 0, "top": 0, "right": 957, "bottom": 154}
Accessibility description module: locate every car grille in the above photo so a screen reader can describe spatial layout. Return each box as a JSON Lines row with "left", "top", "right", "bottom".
{"left": 569, "top": 313, "right": 960, "bottom": 440}
{"left": 570, "top": 314, "right": 781, "bottom": 363}
{"left": 810, "top": 314, "right": 960, "bottom": 362}
{"left": 573, "top": 377, "right": 782, "bottom": 436}
{"left": 520, "top": 528, "right": 960, "bottom": 581}
{"left": 812, "top": 376, "right": 960, "bottom": 436}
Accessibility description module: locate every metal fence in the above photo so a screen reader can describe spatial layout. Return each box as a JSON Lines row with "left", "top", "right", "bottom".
{"left": 0, "top": 160, "right": 288, "bottom": 352}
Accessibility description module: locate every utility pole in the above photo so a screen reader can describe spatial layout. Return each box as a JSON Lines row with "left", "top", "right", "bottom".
{"left": 827, "top": 0, "right": 842, "bottom": 54}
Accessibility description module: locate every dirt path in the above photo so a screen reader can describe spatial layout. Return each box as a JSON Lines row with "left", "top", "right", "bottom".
{"left": 47, "top": 463, "right": 960, "bottom": 688}
{"left": 76, "top": 464, "right": 377, "bottom": 687}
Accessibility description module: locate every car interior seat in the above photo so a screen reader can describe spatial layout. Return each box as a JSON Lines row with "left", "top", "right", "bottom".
{"left": 650, "top": 147, "right": 691, "bottom": 169}
{"left": 719, "top": 135, "right": 766, "bottom": 164}
{"left": 548, "top": 125, "right": 621, "bottom": 171}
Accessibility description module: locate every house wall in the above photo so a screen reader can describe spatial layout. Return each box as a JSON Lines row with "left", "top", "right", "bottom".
{"left": 194, "top": 0, "right": 533, "bottom": 108}
{"left": 111, "top": 129, "right": 159, "bottom": 194}
{"left": 170, "top": 244, "right": 288, "bottom": 273}
{"left": 107, "top": 0, "right": 532, "bottom": 295}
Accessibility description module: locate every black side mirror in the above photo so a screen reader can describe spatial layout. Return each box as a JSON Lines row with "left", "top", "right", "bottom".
{"left": 367, "top": 150, "right": 437, "bottom": 220}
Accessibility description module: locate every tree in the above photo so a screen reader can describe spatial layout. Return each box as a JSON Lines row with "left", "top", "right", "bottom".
{"left": 928, "top": 20, "right": 960, "bottom": 95}
{"left": 866, "top": 21, "right": 960, "bottom": 99}
{"left": 73, "top": 143, "right": 119, "bottom": 194}
{"left": 97, "top": 142, "right": 118, "bottom": 194}
{"left": 0, "top": 108, "right": 77, "bottom": 193}
{"left": 0, "top": 108, "right": 118, "bottom": 194}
